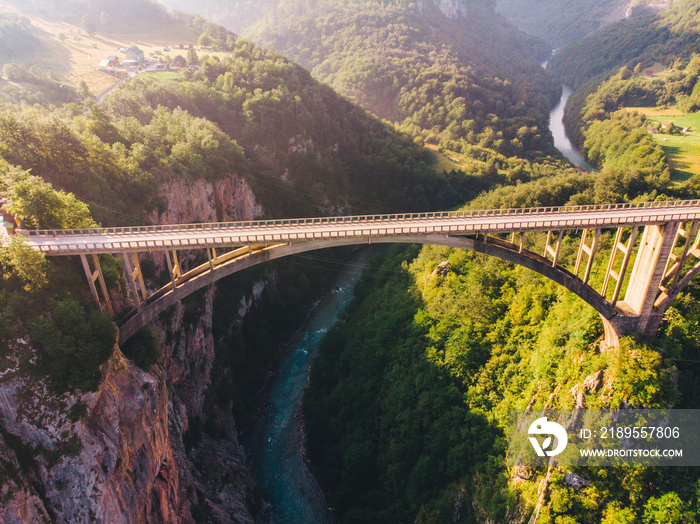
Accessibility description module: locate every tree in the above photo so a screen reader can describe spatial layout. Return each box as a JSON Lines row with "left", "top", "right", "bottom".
{"left": 187, "top": 49, "right": 199, "bottom": 67}
{"left": 121, "top": 325, "right": 163, "bottom": 371}
{"left": 643, "top": 493, "right": 694, "bottom": 523}
{"left": 30, "top": 298, "right": 116, "bottom": 391}
{"left": 7, "top": 176, "right": 96, "bottom": 230}
{"left": 198, "top": 34, "right": 213, "bottom": 46}
{"left": 602, "top": 502, "right": 637, "bottom": 524}
{"left": 78, "top": 80, "right": 91, "bottom": 99}
{"left": 0, "top": 236, "right": 48, "bottom": 292}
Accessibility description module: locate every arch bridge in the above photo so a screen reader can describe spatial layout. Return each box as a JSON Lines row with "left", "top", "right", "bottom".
{"left": 18, "top": 200, "right": 700, "bottom": 347}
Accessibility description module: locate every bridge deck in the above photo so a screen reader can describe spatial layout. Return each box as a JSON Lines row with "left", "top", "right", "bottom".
{"left": 17, "top": 200, "right": 700, "bottom": 256}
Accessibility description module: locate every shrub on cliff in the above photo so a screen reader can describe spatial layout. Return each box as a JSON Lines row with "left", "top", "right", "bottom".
{"left": 121, "top": 325, "right": 163, "bottom": 372}
{"left": 29, "top": 298, "right": 116, "bottom": 391}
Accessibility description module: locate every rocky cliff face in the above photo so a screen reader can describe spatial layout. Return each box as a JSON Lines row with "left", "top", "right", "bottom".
{"left": 626, "top": 1, "right": 672, "bottom": 19}
{"left": 417, "top": 0, "right": 492, "bottom": 18}
{"left": 0, "top": 173, "right": 270, "bottom": 522}
{"left": 0, "top": 344, "right": 180, "bottom": 523}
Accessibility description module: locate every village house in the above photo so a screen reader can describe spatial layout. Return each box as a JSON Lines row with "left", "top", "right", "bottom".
{"left": 98, "top": 55, "right": 119, "bottom": 68}
{"left": 125, "top": 46, "right": 145, "bottom": 62}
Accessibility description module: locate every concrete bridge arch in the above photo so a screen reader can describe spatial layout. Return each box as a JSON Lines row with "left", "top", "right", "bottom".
{"left": 118, "top": 234, "right": 628, "bottom": 347}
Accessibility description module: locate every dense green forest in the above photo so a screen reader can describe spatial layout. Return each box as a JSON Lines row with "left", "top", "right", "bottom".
{"left": 549, "top": 0, "right": 700, "bottom": 89}
{"left": 245, "top": 0, "right": 559, "bottom": 161}
{"left": 304, "top": 151, "right": 700, "bottom": 524}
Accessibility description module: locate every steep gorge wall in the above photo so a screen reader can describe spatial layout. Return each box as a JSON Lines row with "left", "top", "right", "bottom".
{"left": 417, "top": 0, "right": 493, "bottom": 18}
{"left": 0, "top": 173, "right": 270, "bottom": 522}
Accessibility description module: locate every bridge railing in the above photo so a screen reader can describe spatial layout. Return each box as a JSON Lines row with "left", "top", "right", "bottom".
{"left": 19, "top": 199, "right": 700, "bottom": 238}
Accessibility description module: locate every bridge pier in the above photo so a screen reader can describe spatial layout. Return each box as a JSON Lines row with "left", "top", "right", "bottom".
{"left": 622, "top": 222, "right": 680, "bottom": 336}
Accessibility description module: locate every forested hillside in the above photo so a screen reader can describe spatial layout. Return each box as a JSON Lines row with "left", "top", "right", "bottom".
{"left": 548, "top": 0, "right": 700, "bottom": 185}
{"left": 304, "top": 140, "right": 700, "bottom": 524}
{"left": 549, "top": 0, "right": 700, "bottom": 89}
{"left": 564, "top": 55, "right": 700, "bottom": 155}
{"left": 245, "top": 0, "right": 558, "bottom": 160}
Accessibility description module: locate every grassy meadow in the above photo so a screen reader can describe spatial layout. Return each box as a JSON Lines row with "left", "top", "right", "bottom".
{"left": 628, "top": 106, "right": 700, "bottom": 183}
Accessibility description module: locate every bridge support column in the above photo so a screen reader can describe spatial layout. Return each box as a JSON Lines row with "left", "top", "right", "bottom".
{"left": 544, "top": 231, "right": 564, "bottom": 267}
{"left": 80, "top": 254, "right": 114, "bottom": 316}
{"left": 623, "top": 222, "right": 680, "bottom": 335}
{"left": 575, "top": 229, "right": 600, "bottom": 285}
{"left": 165, "top": 250, "right": 181, "bottom": 289}
{"left": 123, "top": 252, "right": 147, "bottom": 310}
{"left": 602, "top": 226, "right": 639, "bottom": 305}
{"left": 601, "top": 316, "right": 619, "bottom": 349}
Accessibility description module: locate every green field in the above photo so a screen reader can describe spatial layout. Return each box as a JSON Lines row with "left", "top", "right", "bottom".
{"left": 425, "top": 144, "right": 486, "bottom": 174}
{"left": 628, "top": 107, "right": 700, "bottom": 183}
{"left": 139, "top": 71, "right": 185, "bottom": 82}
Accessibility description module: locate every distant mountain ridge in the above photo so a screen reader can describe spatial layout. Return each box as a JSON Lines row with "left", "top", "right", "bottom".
{"left": 496, "top": 0, "right": 675, "bottom": 48}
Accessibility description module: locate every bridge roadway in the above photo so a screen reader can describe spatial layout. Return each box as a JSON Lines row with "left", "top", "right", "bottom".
{"left": 20, "top": 200, "right": 700, "bottom": 255}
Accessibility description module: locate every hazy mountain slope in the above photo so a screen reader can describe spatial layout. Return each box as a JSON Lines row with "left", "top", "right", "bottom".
{"left": 496, "top": 0, "right": 677, "bottom": 49}
{"left": 246, "top": 1, "right": 552, "bottom": 117}
{"left": 160, "top": 0, "right": 279, "bottom": 34}
{"left": 549, "top": 0, "right": 700, "bottom": 89}
{"left": 241, "top": 0, "right": 563, "bottom": 178}
{"left": 3, "top": 0, "right": 176, "bottom": 34}
{"left": 496, "top": 0, "right": 627, "bottom": 48}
